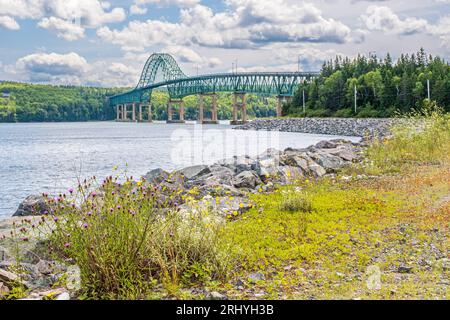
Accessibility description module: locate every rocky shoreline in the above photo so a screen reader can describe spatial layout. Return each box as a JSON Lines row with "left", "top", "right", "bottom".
{"left": 1, "top": 131, "right": 372, "bottom": 299}
{"left": 234, "top": 118, "right": 398, "bottom": 138}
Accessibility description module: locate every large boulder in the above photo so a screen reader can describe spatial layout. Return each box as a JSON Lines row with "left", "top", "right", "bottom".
{"left": 315, "top": 140, "right": 338, "bottom": 149}
{"left": 329, "top": 147, "right": 359, "bottom": 162}
{"left": 177, "top": 165, "right": 210, "bottom": 180}
{"left": 186, "top": 165, "right": 235, "bottom": 189}
{"left": 279, "top": 166, "right": 304, "bottom": 183}
{"left": 309, "top": 152, "right": 346, "bottom": 172}
{"left": 217, "top": 156, "right": 258, "bottom": 174}
{"left": 233, "top": 171, "right": 262, "bottom": 189}
{"left": 143, "top": 168, "right": 169, "bottom": 184}
{"left": 13, "top": 195, "right": 49, "bottom": 217}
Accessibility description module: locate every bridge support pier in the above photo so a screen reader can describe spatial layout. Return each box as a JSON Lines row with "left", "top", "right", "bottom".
{"left": 276, "top": 96, "right": 293, "bottom": 117}
{"left": 167, "top": 99, "right": 185, "bottom": 123}
{"left": 230, "top": 93, "right": 248, "bottom": 125}
{"left": 198, "top": 93, "right": 219, "bottom": 124}
{"left": 123, "top": 104, "right": 128, "bottom": 121}
{"left": 132, "top": 103, "right": 136, "bottom": 122}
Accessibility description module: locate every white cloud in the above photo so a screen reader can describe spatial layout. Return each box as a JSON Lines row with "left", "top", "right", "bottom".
{"left": 16, "top": 52, "right": 89, "bottom": 83}
{"left": 98, "top": 2, "right": 356, "bottom": 52}
{"left": 11, "top": 51, "right": 139, "bottom": 86}
{"left": 165, "top": 46, "right": 203, "bottom": 63}
{"left": 130, "top": 5, "right": 148, "bottom": 15}
{"left": 0, "top": 15, "right": 20, "bottom": 30}
{"left": 0, "top": 0, "right": 126, "bottom": 40}
{"left": 361, "top": 5, "right": 428, "bottom": 35}
{"left": 134, "top": 0, "right": 200, "bottom": 7}
{"left": 38, "top": 17, "right": 85, "bottom": 41}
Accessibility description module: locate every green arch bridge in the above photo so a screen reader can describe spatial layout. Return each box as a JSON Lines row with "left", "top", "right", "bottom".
{"left": 109, "top": 53, "right": 319, "bottom": 124}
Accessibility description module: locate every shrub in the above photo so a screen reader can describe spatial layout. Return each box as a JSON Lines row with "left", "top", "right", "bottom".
{"left": 40, "top": 175, "right": 232, "bottom": 299}
{"left": 279, "top": 191, "right": 313, "bottom": 213}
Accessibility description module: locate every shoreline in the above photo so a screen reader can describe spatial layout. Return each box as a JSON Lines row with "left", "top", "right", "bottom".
{"left": 234, "top": 117, "right": 398, "bottom": 138}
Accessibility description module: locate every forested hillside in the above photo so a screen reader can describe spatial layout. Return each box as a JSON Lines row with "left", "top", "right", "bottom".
{"left": 0, "top": 82, "right": 277, "bottom": 122}
{"left": 284, "top": 48, "right": 450, "bottom": 117}
{"left": 0, "top": 82, "right": 123, "bottom": 122}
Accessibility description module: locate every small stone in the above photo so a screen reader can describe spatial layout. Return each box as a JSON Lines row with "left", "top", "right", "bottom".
{"left": 207, "top": 291, "right": 227, "bottom": 300}
{"left": 56, "top": 292, "right": 71, "bottom": 300}
{"left": 0, "top": 281, "right": 10, "bottom": 297}
{"left": 0, "top": 268, "right": 20, "bottom": 285}
{"left": 397, "top": 265, "right": 413, "bottom": 273}
{"left": 248, "top": 272, "right": 265, "bottom": 283}
{"left": 36, "top": 260, "right": 53, "bottom": 275}
{"left": 0, "top": 247, "right": 8, "bottom": 262}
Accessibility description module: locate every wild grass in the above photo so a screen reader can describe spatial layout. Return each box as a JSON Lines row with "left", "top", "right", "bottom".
{"left": 278, "top": 191, "right": 313, "bottom": 213}
{"left": 365, "top": 102, "right": 450, "bottom": 173}
{"left": 38, "top": 175, "right": 232, "bottom": 299}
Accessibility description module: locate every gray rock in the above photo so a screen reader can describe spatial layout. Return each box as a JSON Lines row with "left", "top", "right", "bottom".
{"left": 0, "top": 268, "right": 30, "bottom": 288}
{"left": 0, "top": 282, "right": 10, "bottom": 297}
{"left": 308, "top": 163, "right": 327, "bottom": 177}
{"left": 233, "top": 171, "right": 261, "bottom": 189}
{"left": 177, "top": 165, "right": 211, "bottom": 180}
{"left": 0, "top": 247, "right": 8, "bottom": 262}
{"left": 36, "top": 260, "right": 53, "bottom": 276}
{"left": 330, "top": 148, "right": 358, "bottom": 162}
{"left": 207, "top": 291, "right": 227, "bottom": 300}
{"left": 143, "top": 168, "right": 169, "bottom": 184}
{"left": 56, "top": 292, "right": 71, "bottom": 300}
{"left": 234, "top": 118, "right": 399, "bottom": 140}
{"left": 248, "top": 272, "right": 265, "bottom": 283}
{"left": 315, "top": 140, "right": 338, "bottom": 149}
{"left": 310, "top": 152, "right": 346, "bottom": 172}
{"left": 13, "top": 195, "right": 49, "bottom": 217}
{"left": 397, "top": 265, "right": 413, "bottom": 273}
{"left": 279, "top": 166, "right": 304, "bottom": 182}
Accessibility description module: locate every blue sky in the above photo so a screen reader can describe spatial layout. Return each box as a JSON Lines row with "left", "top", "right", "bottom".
{"left": 0, "top": 0, "right": 449, "bottom": 87}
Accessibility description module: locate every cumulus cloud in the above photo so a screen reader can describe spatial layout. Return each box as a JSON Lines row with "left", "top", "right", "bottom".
{"left": 0, "top": 0, "right": 126, "bottom": 40}
{"left": 11, "top": 51, "right": 139, "bottom": 86}
{"left": 134, "top": 0, "right": 200, "bottom": 7}
{"left": 38, "top": 17, "right": 85, "bottom": 41}
{"left": 0, "top": 15, "right": 20, "bottom": 30}
{"left": 361, "top": 5, "right": 428, "bottom": 35}
{"left": 98, "top": 2, "right": 357, "bottom": 52}
{"left": 130, "top": 5, "right": 148, "bottom": 15}
{"left": 17, "top": 52, "right": 89, "bottom": 77}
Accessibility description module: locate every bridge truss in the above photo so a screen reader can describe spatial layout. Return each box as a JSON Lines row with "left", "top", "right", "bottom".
{"left": 109, "top": 53, "right": 319, "bottom": 106}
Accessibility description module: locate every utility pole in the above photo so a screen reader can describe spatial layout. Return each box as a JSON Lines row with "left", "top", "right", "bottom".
{"left": 232, "top": 62, "right": 234, "bottom": 74}
{"left": 235, "top": 59, "right": 238, "bottom": 74}
{"left": 354, "top": 85, "right": 357, "bottom": 114}
{"left": 298, "top": 55, "right": 301, "bottom": 73}
{"left": 427, "top": 79, "right": 430, "bottom": 100}
{"left": 302, "top": 89, "right": 305, "bottom": 115}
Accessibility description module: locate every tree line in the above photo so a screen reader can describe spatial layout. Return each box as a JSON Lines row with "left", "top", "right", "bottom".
{"left": 0, "top": 82, "right": 276, "bottom": 122}
{"left": 284, "top": 48, "right": 450, "bottom": 117}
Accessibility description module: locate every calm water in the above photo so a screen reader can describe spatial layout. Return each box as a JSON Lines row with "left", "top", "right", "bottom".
{"left": 0, "top": 121, "right": 359, "bottom": 219}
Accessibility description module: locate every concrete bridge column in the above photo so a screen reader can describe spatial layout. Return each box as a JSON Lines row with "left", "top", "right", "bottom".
{"left": 276, "top": 96, "right": 283, "bottom": 117}
{"left": 116, "top": 105, "right": 120, "bottom": 121}
{"left": 148, "top": 104, "right": 153, "bottom": 122}
{"left": 180, "top": 101, "right": 185, "bottom": 121}
{"left": 132, "top": 103, "right": 136, "bottom": 122}
{"left": 198, "top": 94, "right": 204, "bottom": 123}
{"left": 167, "top": 101, "right": 173, "bottom": 121}
{"left": 232, "top": 93, "right": 238, "bottom": 123}
{"left": 212, "top": 94, "right": 218, "bottom": 122}
{"left": 138, "top": 104, "right": 143, "bottom": 122}
{"left": 242, "top": 94, "right": 247, "bottom": 122}
{"left": 123, "top": 104, "right": 128, "bottom": 121}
